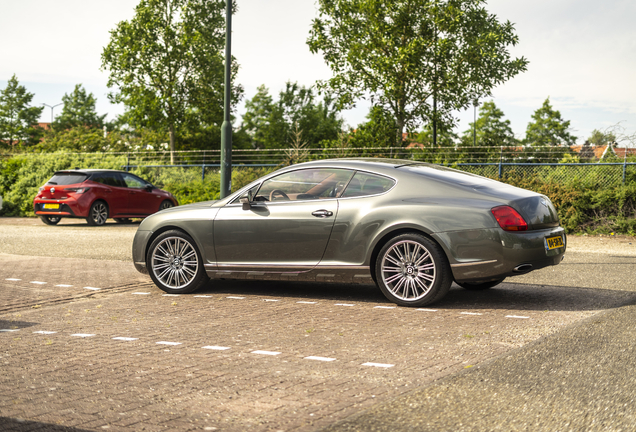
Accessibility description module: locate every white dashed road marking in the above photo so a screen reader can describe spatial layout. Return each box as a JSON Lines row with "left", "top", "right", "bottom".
{"left": 194, "top": 295, "right": 213, "bottom": 298}
{"left": 374, "top": 306, "right": 396, "bottom": 309}
{"left": 226, "top": 296, "right": 245, "bottom": 300}
{"left": 83, "top": 287, "right": 100, "bottom": 291}
{"left": 251, "top": 350, "right": 281, "bottom": 356}
{"left": 156, "top": 341, "right": 182, "bottom": 346}
{"left": 297, "top": 301, "right": 317, "bottom": 304}
{"left": 55, "top": 284, "right": 73, "bottom": 287}
{"left": 132, "top": 292, "right": 151, "bottom": 295}
{"left": 417, "top": 309, "right": 438, "bottom": 312}
{"left": 30, "top": 281, "right": 46, "bottom": 285}
{"left": 71, "top": 334, "right": 95, "bottom": 338}
{"left": 461, "top": 312, "right": 483, "bottom": 316}
{"left": 263, "top": 299, "right": 280, "bottom": 302}
{"left": 5, "top": 278, "right": 21, "bottom": 281}
{"left": 335, "top": 303, "right": 355, "bottom": 307}
{"left": 112, "top": 337, "right": 139, "bottom": 341}
{"left": 33, "top": 331, "right": 57, "bottom": 335}
{"left": 362, "top": 362, "right": 394, "bottom": 368}
{"left": 1, "top": 329, "right": 19, "bottom": 332}
{"left": 304, "top": 356, "right": 336, "bottom": 362}
{"left": 202, "top": 346, "right": 231, "bottom": 351}
{"left": 162, "top": 294, "right": 180, "bottom": 297}
{"left": 506, "top": 315, "right": 530, "bottom": 319}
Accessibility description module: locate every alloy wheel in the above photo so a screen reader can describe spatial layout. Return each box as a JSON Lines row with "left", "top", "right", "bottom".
{"left": 380, "top": 240, "right": 436, "bottom": 302}
{"left": 151, "top": 236, "right": 199, "bottom": 289}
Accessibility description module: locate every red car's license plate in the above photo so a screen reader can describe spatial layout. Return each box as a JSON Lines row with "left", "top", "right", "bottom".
{"left": 545, "top": 235, "right": 564, "bottom": 250}
{"left": 43, "top": 203, "right": 60, "bottom": 210}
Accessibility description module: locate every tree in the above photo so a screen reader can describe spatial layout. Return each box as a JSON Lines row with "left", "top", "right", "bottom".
{"left": 240, "top": 82, "right": 343, "bottom": 149}
{"left": 0, "top": 75, "right": 44, "bottom": 148}
{"left": 525, "top": 97, "right": 577, "bottom": 146}
{"left": 461, "top": 101, "right": 516, "bottom": 147}
{"left": 101, "top": 0, "right": 242, "bottom": 162}
{"left": 53, "top": 84, "right": 107, "bottom": 130}
{"left": 307, "top": 0, "right": 528, "bottom": 145}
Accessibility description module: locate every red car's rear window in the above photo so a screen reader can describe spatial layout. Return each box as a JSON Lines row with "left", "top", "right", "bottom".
{"left": 46, "top": 173, "right": 88, "bottom": 186}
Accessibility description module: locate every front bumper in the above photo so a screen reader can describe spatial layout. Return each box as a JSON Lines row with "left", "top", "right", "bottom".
{"left": 132, "top": 230, "right": 153, "bottom": 274}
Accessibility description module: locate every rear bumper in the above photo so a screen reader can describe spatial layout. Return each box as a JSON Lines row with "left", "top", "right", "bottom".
{"left": 433, "top": 227, "right": 566, "bottom": 283}
{"left": 34, "top": 198, "right": 84, "bottom": 217}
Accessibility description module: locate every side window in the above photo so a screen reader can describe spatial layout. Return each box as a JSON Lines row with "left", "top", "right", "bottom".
{"left": 341, "top": 172, "right": 395, "bottom": 198}
{"left": 121, "top": 173, "right": 147, "bottom": 189}
{"left": 91, "top": 172, "right": 125, "bottom": 187}
{"left": 255, "top": 168, "right": 354, "bottom": 202}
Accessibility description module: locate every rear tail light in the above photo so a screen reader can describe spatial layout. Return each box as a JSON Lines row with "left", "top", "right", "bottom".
{"left": 491, "top": 206, "right": 528, "bottom": 231}
{"left": 64, "top": 187, "right": 91, "bottom": 194}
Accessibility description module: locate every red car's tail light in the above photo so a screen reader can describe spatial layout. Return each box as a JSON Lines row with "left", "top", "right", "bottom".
{"left": 64, "top": 187, "right": 90, "bottom": 194}
{"left": 491, "top": 206, "right": 528, "bottom": 231}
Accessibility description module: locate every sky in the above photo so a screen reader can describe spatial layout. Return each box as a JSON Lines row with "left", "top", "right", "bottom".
{"left": 1, "top": 0, "right": 635, "bottom": 144}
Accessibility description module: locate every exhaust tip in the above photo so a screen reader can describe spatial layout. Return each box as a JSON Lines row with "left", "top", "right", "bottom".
{"left": 513, "top": 264, "right": 533, "bottom": 274}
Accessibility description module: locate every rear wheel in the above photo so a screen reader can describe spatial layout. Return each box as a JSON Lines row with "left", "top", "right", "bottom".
{"left": 375, "top": 233, "right": 452, "bottom": 307}
{"left": 86, "top": 201, "right": 108, "bottom": 226}
{"left": 40, "top": 215, "right": 61, "bottom": 225}
{"left": 147, "top": 230, "right": 209, "bottom": 294}
{"left": 457, "top": 278, "right": 505, "bottom": 291}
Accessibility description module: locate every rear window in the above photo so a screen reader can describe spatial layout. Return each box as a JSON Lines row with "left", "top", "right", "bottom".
{"left": 46, "top": 173, "right": 88, "bottom": 186}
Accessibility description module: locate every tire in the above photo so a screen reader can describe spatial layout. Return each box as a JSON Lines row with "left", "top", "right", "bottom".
{"left": 457, "top": 278, "right": 505, "bottom": 291}
{"left": 375, "top": 233, "right": 452, "bottom": 307}
{"left": 86, "top": 201, "right": 108, "bottom": 226}
{"left": 146, "top": 230, "right": 209, "bottom": 294}
{"left": 114, "top": 218, "right": 131, "bottom": 224}
{"left": 40, "top": 215, "right": 61, "bottom": 225}
{"left": 159, "top": 200, "right": 174, "bottom": 211}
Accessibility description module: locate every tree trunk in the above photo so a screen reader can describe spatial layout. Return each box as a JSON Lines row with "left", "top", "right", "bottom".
{"left": 169, "top": 124, "right": 175, "bottom": 165}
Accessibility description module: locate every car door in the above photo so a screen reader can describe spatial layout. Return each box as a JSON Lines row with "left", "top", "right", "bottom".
{"left": 120, "top": 173, "right": 157, "bottom": 215}
{"left": 213, "top": 168, "right": 354, "bottom": 270}
{"left": 89, "top": 172, "right": 128, "bottom": 216}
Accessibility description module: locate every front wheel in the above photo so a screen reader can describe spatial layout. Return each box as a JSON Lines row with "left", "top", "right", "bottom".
{"left": 159, "top": 200, "right": 174, "bottom": 211}
{"left": 375, "top": 233, "right": 452, "bottom": 307}
{"left": 457, "top": 278, "right": 505, "bottom": 291}
{"left": 40, "top": 215, "right": 61, "bottom": 225}
{"left": 86, "top": 201, "right": 108, "bottom": 226}
{"left": 147, "top": 230, "right": 209, "bottom": 294}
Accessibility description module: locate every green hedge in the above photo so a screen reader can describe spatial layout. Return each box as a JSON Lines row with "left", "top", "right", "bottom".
{"left": 1, "top": 153, "right": 636, "bottom": 234}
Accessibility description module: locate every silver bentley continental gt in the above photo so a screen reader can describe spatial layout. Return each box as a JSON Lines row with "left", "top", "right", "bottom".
{"left": 132, "top": 158, "right": 566, "bottom": 306}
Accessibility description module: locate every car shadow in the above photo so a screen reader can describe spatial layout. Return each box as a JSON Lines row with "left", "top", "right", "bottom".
{"left": 0, "top": 417, "right": 92, "bottom": 432}
{"left": 195, "top": 279, "right": 636, "bottom": 313}
{"left": 0, "top": 320, "right": 39, "bottom": 329}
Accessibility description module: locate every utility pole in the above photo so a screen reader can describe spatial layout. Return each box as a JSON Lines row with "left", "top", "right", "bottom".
{"left": 220, "top": 0, "right": 233, "bottom": 198}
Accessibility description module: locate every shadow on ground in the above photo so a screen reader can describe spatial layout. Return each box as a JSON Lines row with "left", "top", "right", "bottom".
{"left": 0, "top": 417, "right": 92, "bottom": 432}
{"left": 191, "top": 278, "right": 636, "bottom": 313}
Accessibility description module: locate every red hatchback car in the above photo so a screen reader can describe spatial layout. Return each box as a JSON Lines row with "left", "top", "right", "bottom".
{"left": 34, "top": 169, "right": 178, "bottom": 226}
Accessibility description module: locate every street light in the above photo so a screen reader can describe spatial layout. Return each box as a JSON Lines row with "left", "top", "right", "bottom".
{"left": 42, "top": 102, "right": 62, "bottom": 125}
{"left": 473, "top": 100, "right": 479, "bottom": 147}
{"left": 220, "top": 0, "right": 233, "bottom": 198}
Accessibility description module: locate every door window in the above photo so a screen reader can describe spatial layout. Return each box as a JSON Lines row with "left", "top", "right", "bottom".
{"left": 340, "top": 172, "right": 395, "bottom": 198}
{"left": 90, "top": 172, "right": 126, "bottom": 187}
{"left": 121, "top": 173, "right": 149, "bottom": 189}
{"left": 255, "top": 168, "right": 354, "bottom": 202}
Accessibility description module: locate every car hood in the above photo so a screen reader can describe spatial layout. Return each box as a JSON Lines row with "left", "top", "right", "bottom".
{"left": 158, "top": 200, "right": 218, "bottom": 213}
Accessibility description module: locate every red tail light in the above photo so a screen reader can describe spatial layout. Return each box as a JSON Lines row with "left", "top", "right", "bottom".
{"left": 64, "top": 187, "right": 90, "bottom": 194}
{"left": 491, "top": 206, "right": 528, "bottom": 231}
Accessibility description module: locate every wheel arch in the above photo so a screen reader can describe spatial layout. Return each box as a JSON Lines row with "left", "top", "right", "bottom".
{"left": 368, "top": 226, "right": 451, "bottom": 279}
{"left": 144, "top": 225, "right": 203, "bottom": 264}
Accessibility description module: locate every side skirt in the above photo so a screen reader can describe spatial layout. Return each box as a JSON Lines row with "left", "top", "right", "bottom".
{"left": 204, "top": 265, "right": 374, "bottom": 285}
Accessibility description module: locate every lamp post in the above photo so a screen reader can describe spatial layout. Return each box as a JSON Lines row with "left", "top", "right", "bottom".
{"left": 220, "top": 0, "right": 233, "bottom": 198}
{"left": 42, "top": 102, "right": 62, "bottom": 126}
{"left": 473, "top": 100, "right": 479, "bottom": 147}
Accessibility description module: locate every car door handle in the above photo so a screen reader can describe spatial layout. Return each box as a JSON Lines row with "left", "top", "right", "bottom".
{"left": 312, "top": 210, "right": 333, "bottom": 218}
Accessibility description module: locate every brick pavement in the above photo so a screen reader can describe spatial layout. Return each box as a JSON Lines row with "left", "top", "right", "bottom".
{"left": 2, "top": 269, "right": 634, "bottom": 431}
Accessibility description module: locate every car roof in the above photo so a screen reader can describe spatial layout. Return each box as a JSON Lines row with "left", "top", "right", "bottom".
{"left": 53, "top": 169, "right": 128, "bottom": 175}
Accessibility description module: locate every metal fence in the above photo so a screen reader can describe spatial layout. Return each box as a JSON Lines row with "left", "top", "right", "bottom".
{"left": 4, "top": 147, "right": 636, "bottom": 188}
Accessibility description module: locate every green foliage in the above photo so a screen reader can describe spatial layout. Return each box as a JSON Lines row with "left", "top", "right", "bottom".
{"left": 461, "top": 101, "right": 517, "bottom": 147}
{"left": 240, "top": 82, "right": 343, "bottom": 149}
{"left": 53, "top": 84, "right": 107, "bottom": 130}
{"left": 525, "top": 97, "right": 577, "bottom": 146}
{"left": 308, "top": 0, "right": 528, "bottom": 143}
{"left": 31, "top": 126, "right": 169, "bottom": 153}
{"left": 101, "top": 0, "right": 242, "bottom": 155}
{"left": 588, "top": 128, "right": 617, "bottom": 146}
{"left": 347, "top": 106, "right": 398, "bottom": 149}
{"left": 0, "top": 74, "right": 44, "bottom": 148}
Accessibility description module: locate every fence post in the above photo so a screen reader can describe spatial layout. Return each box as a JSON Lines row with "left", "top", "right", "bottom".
{"left": 623, "top": 153, "right": 627, "bottom": 184}
{"left": 126, "top": 153, "right": 130, "bottom": 172}
{"left": 202, "top": 165, "right": 205, "bottom": 181}
{"left": 498, "top": 146, "right": 503, "bottom": 179}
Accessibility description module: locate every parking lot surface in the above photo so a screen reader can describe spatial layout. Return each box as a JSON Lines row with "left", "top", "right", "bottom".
{"left": 1, "top": 218, "right": 636, "bottom": 431}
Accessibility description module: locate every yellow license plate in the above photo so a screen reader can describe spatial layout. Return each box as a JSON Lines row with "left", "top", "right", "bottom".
{"left": 545, "top": 235, "right": 564, "bottom": 250}
{"left": 43, "top": 203, "right": 60, "bottom": 209}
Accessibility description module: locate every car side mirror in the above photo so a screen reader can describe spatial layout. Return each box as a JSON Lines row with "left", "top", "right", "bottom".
{"left": 145, "top": 185, "right": 153, "bottom": 192}
{"left": 239, "top": 190, "right": 254, "bottom": 210}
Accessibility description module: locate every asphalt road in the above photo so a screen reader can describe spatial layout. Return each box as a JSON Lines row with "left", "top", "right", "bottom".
{"left": 1, "top": 217, "right": 636, "bottom": 431}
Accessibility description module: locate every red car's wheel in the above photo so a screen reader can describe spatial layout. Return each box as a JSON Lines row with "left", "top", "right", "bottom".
{"left": 86, "top": 201, "right": 108, "bottom": 226}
